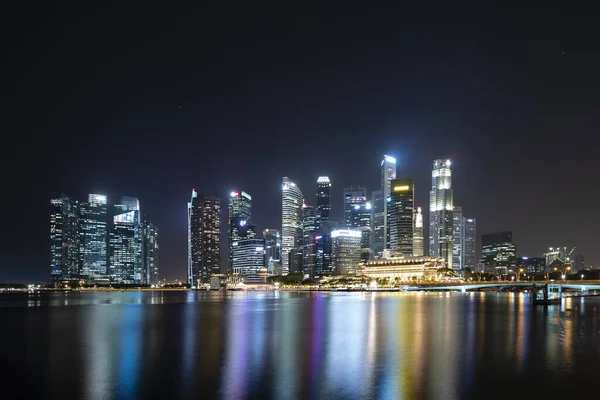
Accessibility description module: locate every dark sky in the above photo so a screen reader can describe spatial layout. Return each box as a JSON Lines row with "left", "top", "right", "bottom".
{"left": 2, "top": 4, "right": 599, "bottom": 282}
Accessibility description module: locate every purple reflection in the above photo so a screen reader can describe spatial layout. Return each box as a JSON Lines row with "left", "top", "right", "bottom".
{"left": 309, "top": 293, "right": 324, "bottom": 387}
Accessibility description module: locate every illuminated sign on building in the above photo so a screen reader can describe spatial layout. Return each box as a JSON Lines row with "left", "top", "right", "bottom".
{"left": 239, "top": 219, "right": 247, "bottom": 227}
{"left": 393, "top": 185, "right": 410, "bottom": 192}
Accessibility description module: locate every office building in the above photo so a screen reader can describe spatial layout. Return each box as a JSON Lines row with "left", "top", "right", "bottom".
{"left": 228, "top": 190, "right": 252, "bottom": 269}
{"left": 315, "top": 176, "right": 331, "bottom": 233}
{"left": 109, "top": 196, "right": 142, "bottom": 284}
{"left": 80, "top": 193, "right": 109, "bottom": 278}
{"left": 452, "top": 206, "right": 463, "bottom": 270}
{"left": 50, "top": 193, "right": 80, "bottom": 282}
{"left": 142, "top": 220, "right": 159, "bottom": 285}
{"left": 371, "top": 189, "right": 385, "bottom": 258}
{"left": 188, "top": 190, "right": 221, "bottom": 287}
{"left": 516, "top": 257, "right": 545, "bottom": 273}
{"left": 331, "top": 230, "right": 362, "bottom": 275}
{"left": 462, "top": 217, "right": 476, "bottom": 270}
{"left": 344, "top": 185, "right": 367, "bottom": 228}
{"left": 281, "top": 177, "right": 303, "bottom": 275}
{"left": 480, "top": 231, "right": 516, "bottom": 275}
{"left": 543, "top": 246, "right": 574, "bottom": 267}
{"left": 388, "top": 178, "right": 414, "bottom": 256}
{"left": 232, "top": 238, "right": 265, "bottom": 277}
{"left": 263, "top": 229, "right": 281, "bottom": 275}
{"left": 574, "top": 254, "right": 585, "bottom": 271}
{"left": 302, "top": 204, "right": 317, "bottom": 277}
{"left": 413, "top": 207, "right": 424, "bottom": 257}
{"left": 350, "top": 202, "right": 372, "bottom": 262}
{"left": 429, "top": 159, "right": 454, "bottom": 268}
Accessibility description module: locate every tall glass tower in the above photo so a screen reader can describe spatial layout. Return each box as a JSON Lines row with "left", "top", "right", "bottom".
{"left": 188, "top": 190, "right": 221, "bottom": 286}
{"left": 462, "top": 217, "right": 476, "bottom": 270}
{"left": 50, "top": 192, "right": 80, "bottom": 283}
{"left": 263, "top": 229, "right": 281, "bottom": 275}
{"left": 343, "top": 185, "right": 367, "bottom": 228}
{"left": 281, "top": 177, "right": 303, "bottom": 275}
{"left": 452, "top": 206, "right": 463, "bottom": 270}
{"left": 413, "top": 207, "right": 424, "bottom": 256}
{"left": 372, "top": 155, "right": 396, "bottom": 258}
{"left": 429, "top": 159, "right": 454, "bottom": 268}
{"left": 388, "top": 178, "right": 414, "bottom": 256}
{"left": 80, "top": 193, "right": 108, "bottom": 278}
{"left": 109, "top": 196, "right": 142, "bottom": 284}
{"left": 315, "top": 177, "right": 331, "bottom": 232}
{"left": 228, "top": 190, "right": 252, "bottom": 271}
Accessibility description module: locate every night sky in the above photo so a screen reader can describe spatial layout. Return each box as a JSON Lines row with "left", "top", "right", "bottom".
{"left": 2, "top": 5, "right": 599, "bottom": 282}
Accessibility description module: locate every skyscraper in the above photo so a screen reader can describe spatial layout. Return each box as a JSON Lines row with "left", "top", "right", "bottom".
{"left": 462, "top": 217, "right": 476, "bottom": 270}
{"left": 331, "top": 230, "right": 362, "bottom": 275}
{"left": 349, "top": 201, "right": 372, "bottom": 262}
{"left": 80, "top": 193, "right": 109, "bottom": 278}
{"left": 413, "top": 207, "right": 424, "bottom": 257}
{"left": 232, "top": 238, "right": 265, "bottom": 277}
{"left": 315, "top": 177, "right": 331, "bottom": 233}
{"left": 302, "top": 204, "right": 317, "bottom": 277}
{"left": 228, "top": 191, "right": 252, "bottom": 270}
{"left": 188, "top": 190, "right": 221, "bottom": 287}
{"left": 343, "top": 185, "right": 367, "bottom": 228}
{"left": 388, "top": 178, "right": 414, "bottom": 256}
{"left": 372, "top": 155, "right": 396, "bottom": 257}
{"left": 281, "top": 177, "right": 303, "bottom": 275}
{"left": 429, "top": 159, "right": 454, "bottom": 268}
{"left": 371, "top": 189, "right": 384, "bottom": 258}
{"left": 452, "top": 206, "right": 463, "bottom": 270}
{"left": 263, "top": 229, "right": 281, "bottom": 275}
{"left": 481, "top": 231, "right": 516, "bottom": 275}
{"left": 109, "top": 196, "right": 142, "bottom": 284}
{"left": 50, "top": 193, "right": 80, "bottom": 283}
{"left": 142, "top": 220, "right": 159, "bottom": 285}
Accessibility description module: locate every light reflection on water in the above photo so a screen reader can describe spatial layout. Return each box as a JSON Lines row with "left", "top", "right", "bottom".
{"left": 1, "top": 291, "right": 600, "bottom": 399}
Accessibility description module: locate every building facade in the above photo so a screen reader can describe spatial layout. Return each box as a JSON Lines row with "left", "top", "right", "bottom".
{"left": 452, "top": 206, "right": 463, "bottom": 270}
{"left": 429, "top": 159, "right": 454, "bottom": 269}
{"left": 80, "top": 193, "right": 109, "bottom": 278}
{"left": 371, "top": 189, "right": 385, "bottom": 258}
{"left": 362, "top": 254, "right": 445, "bottom": 282}
{"left": 228, "top": 191, "right": 252, "bottom": 270}
{"left": 50, "top": 193, "right": 80, "bottom": 282}
{"left": 331, "top": 230, "right": 362, "bottom": 275}
{"left": 109, "top": 196, "right": 143, "bottom": 284}
{"left": 388, "top": 178, "right": 414, "bottom": 256}
{"left": 480, "top": 231, "right": 516, "bottom": 275}
{"left": 413, "top": 207, "right": 424, "bottom": 257}
{"left": 343, "top": 185, "right": 367, "bottom": 228}
{"left": 263, "top": 229, "right": 281, "bottom": 275}
{"left": 281, "top": 177, "right": 303, "bottom": 275}
{"left": 232, "top": 238, "right": 265, "bottom": 277}
{"left": 302, "top": 204, "right": 317, "bottom": 277}
{"left": 462, "top": 217, "right": 476, "bottom": 270}
{"left": 315, "top": 177, "right": 331, "bottom": 233}
{"left": 350, "top": 202, "right": 372, "bottom": 262}
{"left": 188, "top": 190, "right": 221, "bottom": 287}
{"left": 142, "top": 220, "right": 159, "bottom": 285}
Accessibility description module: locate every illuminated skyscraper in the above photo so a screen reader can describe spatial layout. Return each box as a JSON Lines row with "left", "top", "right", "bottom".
{"left": 350, "top": 201, "right": 372, "bottom": 262}
{"left": 388, "top": 178, "right": 414, "bottom": 256}
{"left": 331, "top": 230, "right": 362, "bottom": 275}
{"left": 228, "top": 191, "right": 252, "bottom": 270}
{"left": 263, "top": 229, "right": 281, "bottom": 275}
{"left": 50, "top": 192, "right": 80, "bottom": 283}
{"left": 343, "top": 185, "right": 367, "bottom": 228}
{"left": 232, "top": 238, "right": 265, "bottom": 277}
{"left": 413, "top": 207, "right": 424, "bottom": 256}
{"left": 80, "top": 193, "right": 109, "bottom": 278}
{"left": 372, "top": 155, "right": 396, "bottom": 257}
{"left": 302, "top": 204, "right": 317, "bottom": 276}
{"left": 281, "top": 177, "right": 303, "bottom": 275}
{"left": 188, "top": 190, "right": 221, "bottom": 286}
{"left": 462, "top": 217, "right": 476, "bottom": 270}
{"left": 142, "top": 220, "right": 159, "bottom": 285}
{"left": 452, "top": 206, "right": 463, "bottom": 270}
{"left": 315, "top": 177, "right": 331, "bottom": 233}
{"left": 481, "top": 231, "right": 516, "bottom": 275}
{"left": 429, "top": 159, "right": 454, "bottom": 268}
{"left": 109, "top": 196, "right": 142, "bottom": 284}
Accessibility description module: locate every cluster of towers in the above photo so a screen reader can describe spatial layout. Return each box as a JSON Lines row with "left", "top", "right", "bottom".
{"left": 50, "top": 192, "right": 159, "bottom": 285}
{"left": 187, "top": 155, "right": 477, "bottom": 287}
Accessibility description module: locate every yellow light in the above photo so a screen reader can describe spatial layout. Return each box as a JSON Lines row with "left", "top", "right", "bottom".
{"left": 393, "top": 185, "right": 410, "bottom": 192}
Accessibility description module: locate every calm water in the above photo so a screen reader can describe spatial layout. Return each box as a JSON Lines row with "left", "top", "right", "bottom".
{"left": 1, "top": 291, "right": 599, "bottom": 399}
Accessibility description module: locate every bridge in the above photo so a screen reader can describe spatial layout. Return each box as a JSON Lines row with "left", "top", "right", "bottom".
{"left": 402, "top": 281, "right": 600, "bottom": 292}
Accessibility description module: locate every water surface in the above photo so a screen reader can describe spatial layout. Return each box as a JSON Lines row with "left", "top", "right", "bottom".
{"left": 1, "top": 291, "right": 599, "bottom": 399}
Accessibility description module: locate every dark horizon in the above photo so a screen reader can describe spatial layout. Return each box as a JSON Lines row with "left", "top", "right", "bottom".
{"left": 3, "top": 5, "right": 599, "bottom": 282}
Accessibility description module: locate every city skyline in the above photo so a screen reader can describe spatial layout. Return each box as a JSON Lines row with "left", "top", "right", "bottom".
{"left": 4, "top": 6, "right": 599, "bottom": 283}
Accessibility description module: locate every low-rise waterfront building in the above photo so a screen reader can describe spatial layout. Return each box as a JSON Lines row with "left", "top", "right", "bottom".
{"left": 360, "top": 254, "right": 445, "bottom": 282}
